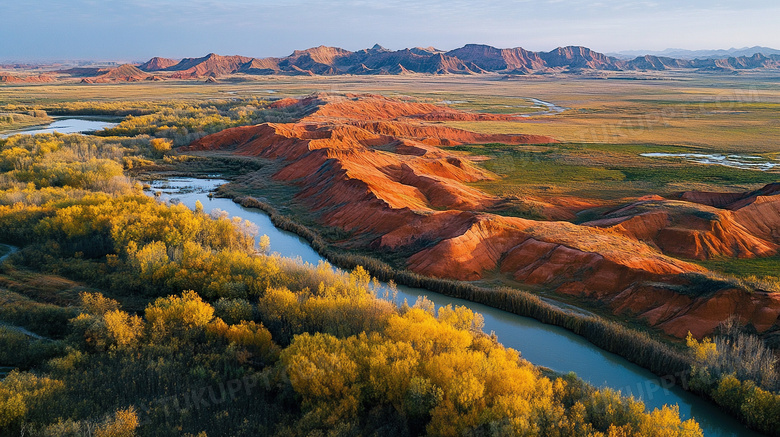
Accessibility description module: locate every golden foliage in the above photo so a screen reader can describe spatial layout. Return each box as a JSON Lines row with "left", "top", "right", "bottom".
{"left": 149, "top": 138, "right": 172, "bottom": 154}
{"left": 103, "top": 310, "right": 144, "bottom": 349}
{"left": 94, "top": 407, "right": 139, "bottom": 437}
{"left": 207, "top": 319, "right": 279, "bottom": 363}
{"left": 385, "top": 308, "right": 472, "bottom": 356}
{"left": 80, "top": 291, "right": 120, "bottom": 316}
{"left": 437, "top": 304, "right": 485, "bottom": 333}
{"left": 686, "top": 332, "right": 718, "bottom": 364}
{"left": 279, "top": 303, "right": 704, "bottom": 436}
{"left": 0, "top": 371, "right": 64, "bottom": 428}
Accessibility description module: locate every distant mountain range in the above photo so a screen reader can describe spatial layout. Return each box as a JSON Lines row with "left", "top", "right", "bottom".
{"left": 609, "top": 46, "right": 780, "bottom": 60}
{"left": 131, "top": 44, "right": 780, "bottom": 79}
{"left": 4, "top": 44, "right": 779, "bottom": 84}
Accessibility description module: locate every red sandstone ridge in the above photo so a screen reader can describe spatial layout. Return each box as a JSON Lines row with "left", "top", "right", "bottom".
{"left": 540, "top": 46, "right": 618, "bottom": 70}
{"left": 287, "top": 46, "right": 352, "bottom": 66}
{"left": 284, "top": 93, "right": 557, "bottom": 128}
{"left": 584, "top": 184, "right": 780, "bottom": 261}
{"left": 675, "top": 183, "right": 780, "bottom": 209}
{"left": 0, "top": 73, "right": 55, "bottom": 83}
{"left": 138, "top": 57, "right": 178, "bottom": 72}
{"left": 80, "top": 64, "right": 151, "bottom": 83}
{"left": 182, "top": 94, "right": 780, "bottom": 338}
{"left": 446, "top": 44, "right": 548, "bottom": 72}
{"left": 167, "top": 53, "right": 254, "bottom": 79}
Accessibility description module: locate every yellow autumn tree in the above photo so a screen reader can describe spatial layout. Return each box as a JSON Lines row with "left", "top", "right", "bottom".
{"left": 94, "top": 407, "right": 139, "bottom": 437}
{"left": 149, "top": 138, "right": 172, "bottom": 155}
{"left": 103, "top": 309, "right": 144, "bottom": 349}
{"left": 207, "top": 319, "right": 279, "bottom": 364}
{"left": 145, "top": 290, "right": 214, "bottom": 336}
{"left": 686, "top": 332, "right": 718, "bottom": 364}
{"left": 79, "top": 291, "right": 120, "bottom": 316}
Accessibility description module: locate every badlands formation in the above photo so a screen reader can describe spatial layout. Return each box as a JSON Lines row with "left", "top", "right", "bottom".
{"left": 183, "top": 94, "right": 780, "bottom": 339}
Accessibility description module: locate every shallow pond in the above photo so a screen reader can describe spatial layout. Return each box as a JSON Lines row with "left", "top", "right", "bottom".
{"left": 641, "top": 152, "right": 779, "bottom": 171}
{"left": 523, "top": 97, "right": 567, "bottom": 116}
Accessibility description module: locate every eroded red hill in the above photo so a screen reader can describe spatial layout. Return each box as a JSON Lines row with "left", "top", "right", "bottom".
{"left": 168, "top": 53, "right": 254, "bottom": 79}
{"left": 0, "top": 73, "right": 55, "bottom": 83}
{"left": 138, "top": 57, "right": 178, "bottom": 72}
{"left": 583, "top": 196, "right": 779, "bottom": 260}
{"left": 81, "top": 64, "right": 151, "bottom": 83}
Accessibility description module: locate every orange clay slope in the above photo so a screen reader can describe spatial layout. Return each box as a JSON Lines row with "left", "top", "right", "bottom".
{"left": 182, "top": 94, "right": 780, "bottom": 338}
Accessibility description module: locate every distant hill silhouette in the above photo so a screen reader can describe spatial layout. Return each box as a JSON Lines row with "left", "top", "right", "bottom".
{"left": 610, "top": 46, "right": 780, "bottom": 60}
{"left": 66, "top": 44, "right": 780, "bottom": 81}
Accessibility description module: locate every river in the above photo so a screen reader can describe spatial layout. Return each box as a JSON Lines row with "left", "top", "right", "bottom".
{"left": 0, "top": 117, "right": 118, "bottom": 138}
{"left": 146, "top": 177, "right": 761, "bottom": 437}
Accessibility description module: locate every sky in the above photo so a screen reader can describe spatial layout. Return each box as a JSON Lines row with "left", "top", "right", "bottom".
{"left": 2, "top": 0, "right": 779, "bottom": 61}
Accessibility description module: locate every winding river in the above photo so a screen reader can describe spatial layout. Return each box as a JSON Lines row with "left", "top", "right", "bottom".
{"left": 147, "top": 177, "right": 761, "bottom": 437}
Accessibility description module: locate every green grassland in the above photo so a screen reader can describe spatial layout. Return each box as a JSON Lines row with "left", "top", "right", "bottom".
{"left": 698, "top": 255, "right": 780, "bottom": 278}
{"left": 450, "top": 142, "right": 779, "bottom": 202}
{"left": 695, "top": 256, "right": 780, "bottom": 293}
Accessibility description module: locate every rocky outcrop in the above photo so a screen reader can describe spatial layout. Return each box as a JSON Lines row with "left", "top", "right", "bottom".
{"left": 619, "top": 55, "right": 693, "bottom": 71}
{"left": 609, "top": 281, "right": 780, "bottom": 338}
{"left": 446, "top": 44, "right": 547, "bottom": 72}
{"left": 694, "top": 53, "right": 780, "bottom": 70}
{"left": 238, "top": 58, "right": 283, "bottom": 75}
{"left": 288, "top": 46, "right": 352, "bottom": 66}
{"left": 573, "top": 185, "right": 780, "bottom": 336}
{"left": 540, "top": 46, "right": 619, "bottom": 70}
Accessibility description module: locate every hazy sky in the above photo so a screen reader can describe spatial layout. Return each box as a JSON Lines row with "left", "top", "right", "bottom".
{"left": 3, "top": 0, "right": 779, "bottom": 61}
